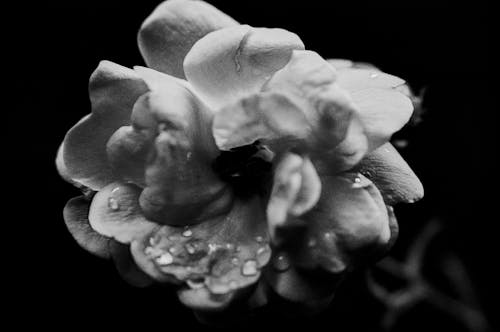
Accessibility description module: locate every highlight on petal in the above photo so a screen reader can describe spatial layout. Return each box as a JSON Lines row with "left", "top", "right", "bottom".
{"left": 131, "top": 198, "right": 271, "bottom": 309}
{"left": 184, "top": 25, "right": 304, "bottom": 109}
{"left": 61, "top": 61, "right": 148, "bottom": 190}
{"left": 135, "top": 83, "right": 232, "bottom": 226}
{"left": 266, "top": 153, "right": 321, "bottom": 244}
{"left": 336, "top": 68, "right": 405, "bottom": 92}
{"left": 88, "top": 182, "right": 157, "bottom": 243}
{"left": 350, "top": 88, "right": 413, "bottom": 150}
{"left": 109, "top": 241, "right": 154, "bottom": 288}
{"left": 63, "top": 196, "right": 111, "bottom": 259}
{"left": 354, "top": 143, "right": 424, "bottom": 204}
{"left": 138, "top": 0, "right": 239, "bottom": 79}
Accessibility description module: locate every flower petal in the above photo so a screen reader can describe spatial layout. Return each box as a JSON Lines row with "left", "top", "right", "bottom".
{"left": 298, "top": 173, "right": 391, "bottom": 272}
{"left": 354, "top": 143, "right": 424, "bottom": 204}
{"left": 109, "top": 241, "right": 154, "bottom": 288}
{"left": 336, "top": 68, "right": 405, "bottom": 92}
{"left": 350, "top": 87, "right": 413, "bottom": 149}
{"left": 177, "top": 287, "right": 234, "bottom": 311}
{"left": 131, "top": 198, "right": 271, "bottom": 302}
{"left": 135, "top": 84, "right": 232, "bottom": 226}
{"left": 88, "top": 182, "right": 157, "bottom": 243}
{"left": 266, "top": 153, "right": 321, "bottom": 244}
{"left": 213, "top": 50, "right": 368, "bottom": 171}
{"left": 63, "top": 196, "right": 111, "bottom": 259}
{"left": 61, "top": 61, "right": 148, "bottom": 190}
{"left": 138, "top": 0, "right": 239, "bottom": 79}
{"left": 184, "top": 25, "right": 304, "bottom": 109}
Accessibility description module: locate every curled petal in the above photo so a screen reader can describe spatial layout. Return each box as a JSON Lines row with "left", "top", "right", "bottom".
{"left": 109, "top": 241, "right": 154, "bottom": 288}
{"left": 354, "top": 143, "right": 424, "bottom": 204}
{"left": 61, "top": 61, "right": 148, "bottom": 190}
{"left": 138, "top": 0, "right": 238, "bottom": 79}
{"left": 178, "top": 287, "right": 234, "bottom": 311}
{"left": 300, "top": 174, "right": 391, "bottom": 272}
{"left": 63, "top": 196, "right": 111, "bottom": 258}
{"left": 88, "top": 182, "right": 157, "bottom": 243}
{"left": 264, "top": 260, "right": 340, "bottom": 303}
{"left": 350, "top": 88, "right": 413, "bottom": 149}
{"left": 266, "top": 153, "right": 321, "bottom": 244}
{"left": 184, "top": 25, "right": 304, "bottom": 109}
{"left": 135, "top": 84, "right": 231, "bottom": 226}
{"left": 131, "top": 198, "right": 271, "bottom": 307}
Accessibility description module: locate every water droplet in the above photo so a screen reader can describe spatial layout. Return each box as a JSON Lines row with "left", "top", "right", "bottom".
{"left": 255, "top": 236, "right": 264, "bottom": 243}
{"left": 257, "top": 247, "right": 267, "bottom": 255}
{"left": 208, "top": 243, "right": 218, "bottom": 254}
{"left": 108, "top": 197, "right": 119, "bottom": 211}
{"left": 370, "top": 72, "right": 379, "bottom": 78}
{"left": 156, "top": 252, "right": 173, "bottom": 266}
{"left": 186, "top": 151, "right": 193, "bottom": 161}
{"left": 185, "top": 243, "right": 197, "bottom": 255}
{"left": 352, "top": 174, "right": 363, "bottom": 188}
{"left": 241, "top": 259, "right": 258, "bottom": 276}
{"left": 307, "top": 238, "right": 317, "bottom": 247}
{"left": 231, "top": 257, "right": 240, "bottom": 265}
{"left": 168, "top": 246, "right": 178, "bottom": 254}
{"left": 324, "top": 232, "right": 335, "bottom": 241}
{"left": 225, "top": 243, "right": 235, "bottom": 250}
{"left": 149, "top": 236, "right": 157, "bottom": 246}
{"left": 182, "top": 228, "right": 193, "bottom": 237}
{"left": 272, "top": 253, "right": 290, "bottom": 272}
{"left": 187, "top": 277, "right": 205, "bottom": 289}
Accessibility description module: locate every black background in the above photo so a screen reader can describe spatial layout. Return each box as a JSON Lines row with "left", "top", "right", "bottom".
{"left": 12, "top": 0, "right": 494, "bottom": 330}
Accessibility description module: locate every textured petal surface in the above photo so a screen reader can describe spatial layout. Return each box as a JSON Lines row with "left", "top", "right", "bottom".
{"left": 88, "top": 182, "right": 157, "bottom": 243}
{"left": 61, "top": 61, "right": 148, "bottom": 190}
{"left": 134, "top": 81, "right": 231, "bottom": 226}
{"left": 213, "top": 50, "right": 368, "bottom": 172}
{"left": 354, "top": 143, "right": 424, "bottom": 204}
{"left": 131, "top": 197, "right": 271, "bottom": 309}
{"left": 63, "top": 196, "right": 111, "bottom": 258}
{"left": 184, "top": 25, "right": 304, "bottom": 109}
{"left": 350, "top": 88, "right": 413, "bottom": 149}
{"left": 138, "top": 0, "right": 239, "bottom": 79}
{"left": 109, "top": 241, "right": 154, "bottom": 287}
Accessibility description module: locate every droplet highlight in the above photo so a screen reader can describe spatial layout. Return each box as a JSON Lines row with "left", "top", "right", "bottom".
{"left": 272, "top": 253, "right": 290, "bottom": 272}
{"left": 241, "top": 259, "right": 258, "bottom": 276}
{"left": 108, "top": 197, "right": 119, "bottom": 211}
{"left": 156, "top": 252, "right": 173, "bottom": 266}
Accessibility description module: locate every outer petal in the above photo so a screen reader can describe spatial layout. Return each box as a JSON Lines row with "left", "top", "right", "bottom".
{"left": 88, "top": 182, "right": 157, "bottom": 243}
{"left": 138, "top": 0, "right": 239, "bottom": 79}
{"left": 184, "top": 25, "right": 304, "bottom": 109}
{"left": 328, "top": 61, "right": 414, "bottom": 150}
{"left": 109, "top": 241, "right": 154, "bottom": 288}
{"left": 63, "top": 196, "right": 111, "bottom": 259}
{"left": 354, "top": 143, "right": 424, "bottom": 204}
{"left": 213, "top": 50, "right": 368, "bottom": 172}
{"left": 135, "top": 81, "right": 232, "bottom": 226}
{"left": 61, "top": 61, "right": 148, "bottom": 190}
{"left": 350, "top": 88, "right": 413, "bottom": 149}
{"left": 131, "top": 197, "right": 271, "bottom": 309}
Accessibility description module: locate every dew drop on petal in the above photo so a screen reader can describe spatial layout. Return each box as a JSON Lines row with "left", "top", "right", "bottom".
{"left": 187, "top": 277, "right": 205, "bottom": 289}
{"left": 352, "top": 174, "right": 363, "bottom": 188}
{"left": 185, "top": 243, "right": 197, "bottom": 255}
{"left": 108, "top": 197, "right": 119, "bottom": 211}
{"left": 370, "top": 72, "right": 379, "bottom": 78}
{"left": 182, "top": 228, "right": 193, "bottom": 237}
{"left": 241, "top": 259, "right": 259, "bottom": 276}
{"left": 231, "top": 257, "right": 240, "bottom": 266}
{"left": 255, "top": 236, "right": 264, "bottom": 243}
{"left": 168, "top": 246, "right": 178, "bottom": 254}
{"left": 156, "top": 252, "right": 173, "bottom": 266}
{"left": 272, "top": 253, "right": 290, "bottom": 272}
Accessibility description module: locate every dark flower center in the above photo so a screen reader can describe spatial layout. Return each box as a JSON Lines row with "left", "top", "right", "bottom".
{"left": 212, "top": 141, "right": 273, "bottom": 198}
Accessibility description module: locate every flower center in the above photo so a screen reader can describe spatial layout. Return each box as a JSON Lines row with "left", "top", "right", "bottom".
{"left": 212, "top": 141, "right": 273, "bottom": 198}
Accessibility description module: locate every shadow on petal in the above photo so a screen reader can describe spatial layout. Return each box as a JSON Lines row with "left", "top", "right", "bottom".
{"left": 138, "top": 0, "right": 239, "bottom": 79}
{"left": 62, "top": 61, "right": 148, "bottom": 190}
{"left": 63, "top": 196, "right": 111, "bottom": 259}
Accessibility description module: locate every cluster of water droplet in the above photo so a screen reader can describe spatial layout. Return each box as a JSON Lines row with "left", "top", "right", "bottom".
{"left": 143, "top": 227, "right": 271, "bottom": 292}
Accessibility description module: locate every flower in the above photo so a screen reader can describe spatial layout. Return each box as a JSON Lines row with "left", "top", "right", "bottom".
{"left": 56, "top": 0, "right": 423, "bottom": 317}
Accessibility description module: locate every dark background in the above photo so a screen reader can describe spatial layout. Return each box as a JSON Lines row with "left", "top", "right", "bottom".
{"left": 12, "top": 0, "right": 493, "bottom": 330}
